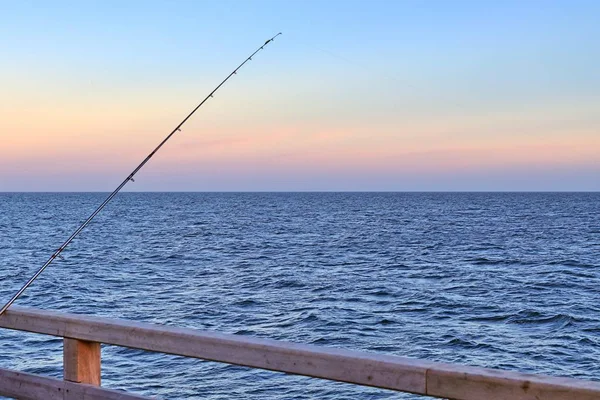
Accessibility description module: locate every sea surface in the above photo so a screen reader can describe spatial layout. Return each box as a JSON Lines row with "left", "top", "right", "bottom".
{"left": 0, "top": 192, "right": 598, "bottom": 399}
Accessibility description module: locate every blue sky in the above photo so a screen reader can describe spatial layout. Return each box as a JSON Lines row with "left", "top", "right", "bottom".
{"left": 1, "top": 0, "right": 598, "bottom": 191}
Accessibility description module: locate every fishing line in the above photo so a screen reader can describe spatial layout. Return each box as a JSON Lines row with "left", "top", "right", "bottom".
{"left": 0, "top": 33, "right": 282, "bottom": 315}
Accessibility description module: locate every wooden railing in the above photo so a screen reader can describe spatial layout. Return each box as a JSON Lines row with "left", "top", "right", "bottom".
{"left": 1, "top": 306, "right": 599, "bottom": 399}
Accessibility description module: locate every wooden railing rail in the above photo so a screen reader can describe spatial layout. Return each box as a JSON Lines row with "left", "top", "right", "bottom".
{"left": 0, "top": 367, "right": 149, "bottom": 400}
{"left": 1, "top": 306, "right": 599, "bottom": 400}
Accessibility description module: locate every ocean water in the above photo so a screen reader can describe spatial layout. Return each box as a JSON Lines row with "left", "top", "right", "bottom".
{"left": 0, "top": 192, "right": 598, "bottom": 399}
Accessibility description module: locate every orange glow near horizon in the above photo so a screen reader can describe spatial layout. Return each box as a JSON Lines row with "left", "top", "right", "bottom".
{"left": 2, "top": 51, "right": 599, "bottom": 190}
{"left": 3, "top": 118, "right": 598, "bottom": 178}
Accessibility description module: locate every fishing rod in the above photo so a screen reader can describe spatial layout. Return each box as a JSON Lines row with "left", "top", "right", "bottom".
{"left": 0, "top": 32, "right": 282, "bottom": 316}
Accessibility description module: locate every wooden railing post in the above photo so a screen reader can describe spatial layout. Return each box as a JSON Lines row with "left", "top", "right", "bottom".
{"left": 63, "top": 338, "right": 101, "bottom": 386}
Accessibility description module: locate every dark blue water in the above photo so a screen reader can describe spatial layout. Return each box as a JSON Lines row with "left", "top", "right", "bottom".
{"left": 0, "top": 192, "right": 599, "bottom": 399}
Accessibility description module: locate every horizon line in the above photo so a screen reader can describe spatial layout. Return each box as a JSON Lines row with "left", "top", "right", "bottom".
{"left": 1, "top": 190, "right": 598, "bottom": 194}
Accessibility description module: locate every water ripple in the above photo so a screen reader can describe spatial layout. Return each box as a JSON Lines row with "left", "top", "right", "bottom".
{"left": 0, "top": 192, "right": 599, "bottom": 399}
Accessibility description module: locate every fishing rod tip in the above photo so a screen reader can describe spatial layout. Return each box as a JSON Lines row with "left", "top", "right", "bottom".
{"left": 265, "top": 32, "right": 282, "bottom": 44}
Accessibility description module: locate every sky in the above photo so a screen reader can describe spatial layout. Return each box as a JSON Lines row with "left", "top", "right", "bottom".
{"left": 0, "top": 0, "right": 598, "bottom": 191}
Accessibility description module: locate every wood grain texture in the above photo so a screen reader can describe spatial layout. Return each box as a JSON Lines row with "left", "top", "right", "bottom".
{"left": 63, "top": 338, "right": 101, "bottom": 385}
{"left": 426, "top": 363, "right": 600, "bottom": 400}
{"left": 0, "top": 306, "right": 429, "bottom": 395}
{"left": 2, "top": 306, "right": 600, "bottom": 399}
{"left": 0, "top": 368, "right": 150, "bottom": 400}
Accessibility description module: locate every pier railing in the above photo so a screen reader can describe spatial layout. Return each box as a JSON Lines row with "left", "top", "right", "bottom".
{"left": 0, "top": 306, "right": 599, "bottom": 399}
